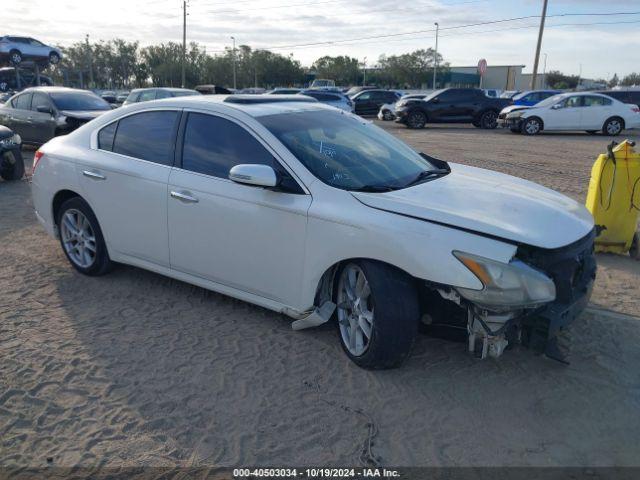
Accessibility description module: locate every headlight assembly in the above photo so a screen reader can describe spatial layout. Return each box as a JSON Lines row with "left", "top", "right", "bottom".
{"left": 453, "top": 251, "right": 556, "bottom": 310}
{"left": 506, "top": 111, "right": 525, "bottom": 119}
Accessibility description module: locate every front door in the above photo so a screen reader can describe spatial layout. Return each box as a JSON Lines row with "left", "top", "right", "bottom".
{"left": 28, "top": 92, "right": 56, "bottom": 143}
{"left": 167, "top": 111, "right": 311, "bottom": 306}
{"left": 545, "top": 95, "right": 583, "bottom": 130}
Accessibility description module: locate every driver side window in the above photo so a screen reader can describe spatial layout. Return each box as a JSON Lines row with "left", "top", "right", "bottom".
{"left": 563, "top": 96, "right": 582, "bottom": 108}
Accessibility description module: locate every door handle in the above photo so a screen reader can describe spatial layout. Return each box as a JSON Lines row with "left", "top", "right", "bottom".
{"left": 82, "top": 170, "right": 106, "bottom": 180}
{"left": 170, "top": 190, "right": 199, "bottom": 203}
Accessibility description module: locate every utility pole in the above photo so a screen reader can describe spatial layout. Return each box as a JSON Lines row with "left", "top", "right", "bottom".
{"left": 433, "top": 22, "right": 439, "bottom": 89}
{"left": 181, "top": 0, "right": 187, "bottom": 88}
{"left": 530, "top": 0, "right": 548, "bottom": 90}
{"left": 542, "top": 53, "right": 547, "bottom": 88}
{"left": 231, "top": 36, "right": 236, "bottom": 89}
{"left": 362, "top": 57, "right": 367, "bottom": 86}
{"left": 86, "top": 34, "right": 94, "bottom": 89}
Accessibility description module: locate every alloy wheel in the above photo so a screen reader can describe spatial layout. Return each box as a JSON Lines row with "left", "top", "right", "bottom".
{"left": 408, "top": 112, "right": 425, "bottom": 129}
{"left": 60, "top": 209, "right": 97, "bottom": 268}
{"left": 606, "top": 119, "right": 622, "bottom": 135}
{"left": 524, "top": 119, "right": 540, "bottom": 135}
{"left": 481, "top": 111, "right": 498, "bottom": 129}
{"left": 337, "top": 264, "right": 374, "bottom": 357}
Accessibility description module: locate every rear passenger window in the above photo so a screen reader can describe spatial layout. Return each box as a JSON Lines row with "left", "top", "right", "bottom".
{"left": 98, "top": 122, "right": 117, "bottom": 151}
{"left": 14, "top": 93, "right": 32, "bottom": 110}
{"left": 182, "top": 113, "right": 273, "bottom": 178}
{"left": 112, "top": 111, "right": 179, "bottom": 165}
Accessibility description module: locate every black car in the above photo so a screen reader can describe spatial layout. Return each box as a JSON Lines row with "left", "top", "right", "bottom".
{"left": 351, "top": 89, "right": 402, "bottom": 116}
{"left": 345, "top": 85, "right": 377, "bottom": 97}
{"left": 394, "top": 88, "right": 511, "bottom": 129}
{"left": 0, "top": 87, "right": 111, "bottom": 145}
{"left": 0, "top": 67, "right": 53, "bottom": 92}
{"left": 0, "top": 124, "right": 24, "bottom": 181}
{"left": 595, "top": 89, "right": 640, "bottom": 108}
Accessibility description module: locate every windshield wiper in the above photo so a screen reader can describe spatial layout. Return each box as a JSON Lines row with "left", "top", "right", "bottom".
{"left": 350, "top": 184, "right": 398, "bottom": 192}
{"left": 402, "top": 168, "right": 450, "bottom": 188}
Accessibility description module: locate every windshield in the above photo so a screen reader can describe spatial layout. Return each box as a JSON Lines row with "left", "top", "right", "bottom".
{"left": 171, "top": 90, "right": 200, "bottom": 97}
{"left": 258, "top": 110, "right": 438, "bottom": 191}
{"left": 423, "top": 89, "right": 445, "bottom": 101}
{"left": 50, "top": 91, "right": 111, "bottom": 111}
{"left": 534, "top": 94, "right": 565, "bottom": 108}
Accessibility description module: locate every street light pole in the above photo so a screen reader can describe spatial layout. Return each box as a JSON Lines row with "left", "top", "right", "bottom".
{"left": 362, "top": 57, "right": 367, "bottom": 86}
{"left": 433, "top": 22, "right": 439, "bottom": 89}
{"left": 231, "top": 36, "right": 237, "bottom": 90}
{"left": 530, "top": 0, "right": 548, "bottom": 90}
{"left": 181, "top": 0, "right": 187, "bottom": 88}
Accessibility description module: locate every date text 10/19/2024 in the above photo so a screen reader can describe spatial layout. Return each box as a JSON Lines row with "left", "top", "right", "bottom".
{"left": 233, "top": 468, "right": 401, "bottom": 478}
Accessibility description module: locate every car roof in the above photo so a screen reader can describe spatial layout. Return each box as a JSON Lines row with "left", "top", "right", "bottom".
{"left": 118, "top": 94, "right": 336, "bottom": 118}
{"left": 131, "top": 87, "right": 197, "bottom": 93}
{"left": 17, "top": 86, "right": 93, "bottom": 94}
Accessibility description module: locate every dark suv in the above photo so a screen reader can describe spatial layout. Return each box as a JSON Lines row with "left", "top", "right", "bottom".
{"left": 0, "top": 67, "right": 53, "bottom": 92}
{"left": 595, "top": 89, "right": 640, "bottom": 108}
{"left": 352, "top": 89, "right": 402, "bottom": 116}
{"left": 394, "top": 88, "right": 511, "bottom": 129}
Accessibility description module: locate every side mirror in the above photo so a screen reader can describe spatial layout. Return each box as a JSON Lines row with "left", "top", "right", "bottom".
{"left": 229, "top": 164, "right": 278, "bottom": 188}
{"left": 36, "top": 105, "right": 53, "bottom": 115}
{"left": 551, "top": 103, "right": 563, "bottom": 110}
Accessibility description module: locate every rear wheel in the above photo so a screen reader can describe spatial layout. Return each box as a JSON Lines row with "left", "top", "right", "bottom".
{"left": 479, "top": 110, "right": 498, "bottom": 129}
{"left": 335, "top": 260, "right": 419, "bottom": 369}
{"left": 57, "top": 197, "right": 113, "bottom": 276}
{"left": 603, "top": 117, "right": 624, "bottom": 136}
{"left": 49, "top": 52, "right": 61, "bottom": 65}
{"left": 406, "top": 111, "right": 427, "bottom": 129}
{"left": 522, "top": 117, "right": 542, "bottom": 135}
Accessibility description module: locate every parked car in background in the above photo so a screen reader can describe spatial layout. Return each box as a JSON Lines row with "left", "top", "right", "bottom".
{"left": 100, "top": 91, "right": 118, "bottom": 104}
{"left": 31, "top": 95, "right": 597, "bottom": 368}
{"left": 0, "top": 87, "right": 111, "bottom": 145}
{"left": 123, "top": 87, "right": 200, "bottom": 104}
{"left": 298, "top": 89, "right": 353, "bottom": 111}
{"left": 267, "top": 88, "right": 302, "bottom": 95}
{"left": 237, "top": 87, "right": 266, "bottom": 94}
{"left": 310, "top": 79, "right": 335, "bottom": 88}
{"left": 345, "top": 85, "right": 377, "bottom": 98}
{"left": 395, "top": 88, "right": 511, "bottom": 129}
{"left": 0, "top": 36, "right": 62, "bottom": 65}
{"left": 595, "top": 89, "right": 640, "bottom": 108}
{"left": 504, "top": 92, "right": 640, "bottom": 135}
{"left": 378, "top": 93, "right": 427, "bottom": 121}
{"left": 483, "top": 89, "right": 502, "bottom": 98}
{"left": 352, "top": 89, "right": 402, "bottom": 116}
{"left": 116, "top": 92, "right": 129, "bottom": 104}
{"left": 195, "top": 84, "right": 233, "bottom": 95}
{"left": 498, "top": 89, "right": 561, "bottom": 123}
{"left": 0, "top": 67, "right": 53, "bottom": 92}
{"left": 500, "top": 90, "right": 520, "bottom": 99}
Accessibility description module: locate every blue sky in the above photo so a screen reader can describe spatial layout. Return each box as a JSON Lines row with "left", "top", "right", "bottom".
{"left": 8, "top": 0, "right": 640, "bottom": 79}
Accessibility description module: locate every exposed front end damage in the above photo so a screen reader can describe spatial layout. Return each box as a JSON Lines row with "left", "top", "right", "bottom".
{"left": 422, "top": 229, "right": 597, "bottom": 362}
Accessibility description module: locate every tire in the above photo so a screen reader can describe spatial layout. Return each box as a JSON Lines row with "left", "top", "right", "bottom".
{"left": 49, "top": 52, "right": 60, "bottom": 65}
{"left": 335, "top": 260, "right": 419, "bottom": 369}
{"left": 406, "top": 110, "right": 427, "bottom": 129}
{"left": 522, "top": 117, "right": 542, "bottom": 135}
{"left": 479, "top": 110, "right": 498, "bottom": 129}
{"left": 603, "top": 117, "right": 624, "bottom": 136}
{"left": 0, "top": 151, "right": 24, "bottom": 181}
{"left": 9, "top": 50, "right": 22, "bottom": 65}
{"left": 586, "top": 130, "right": 598, "bottom": 135}
{"left": 382, "top": 110, "right": 394, "bottom": 121}
{"left": 630, "top": 232, "right": 640, "bottom": 261}
{"left": 0, "top": 81, "right": 8, "bottom": 92}
{"left": 56, "top": 197, "right": 113, "bottom": 276}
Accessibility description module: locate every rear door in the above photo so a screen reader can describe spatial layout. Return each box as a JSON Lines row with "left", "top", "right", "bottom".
{"left": 5, "top": 92, "right": 33, "bottom": 141}
{"left": 353, "top": 91, "right": 377, "bottom": 115}
{"left": 76, "top": 109, "right": 180, "bottom": 266}
{"left": 580, "top": 95, "right": 614, "bottom": 130}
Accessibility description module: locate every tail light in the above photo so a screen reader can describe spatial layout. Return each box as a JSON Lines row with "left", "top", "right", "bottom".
{"left": 32, "top": 150, "right": 44, "bottom": 175}
{"left": 632, "top": 106, "right": 640, "bottom": 113}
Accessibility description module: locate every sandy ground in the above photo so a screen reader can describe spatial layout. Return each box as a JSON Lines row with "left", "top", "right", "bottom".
{"left": 1, "top": 129, "right": 640, "bottom": 470}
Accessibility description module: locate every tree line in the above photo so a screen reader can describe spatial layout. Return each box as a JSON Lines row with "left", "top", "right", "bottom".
{"left": 545, "top": 70, "right": 640, "bottom": 89}
{"left": 46, "top": 38, "right": 448, "bottom": 90}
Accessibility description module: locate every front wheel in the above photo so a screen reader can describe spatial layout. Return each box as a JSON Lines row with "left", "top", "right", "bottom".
{"left": 406, "top": 111, "right": 427, "bottom": 129}
{"left": 57, "top": 197, "right": 113, "bottom": 276}
{"left": 522, "top": 117, "right": 542, "bottom": 135}
{"left": 9, "top": 50, "right": 22, "bottom": 65}
{"left": 479, "top": 110, "right": 498, "bottom": 129}
{"left": 382, "top": 110, "right": 394, "bottom": 121}
{"left": 335, "top": 261, "right": 419, "bottom": 369}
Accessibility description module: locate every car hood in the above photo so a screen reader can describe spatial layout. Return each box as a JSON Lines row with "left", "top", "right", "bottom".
{"left": 351, "top": 163, "right": 594, "bottom": 249}
{"left": 60, "top": 110, "right": 109, "bottom": 121}
{"left": 500, "top": 104, "right": 531, "bottom": 115}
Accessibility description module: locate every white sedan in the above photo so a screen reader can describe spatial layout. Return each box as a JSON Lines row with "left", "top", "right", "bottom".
{"left": 503, "top": 92, "right": 640, "bottom": 135}
{"left": 31, "top": 95, "right": 596, "bottom": 368}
